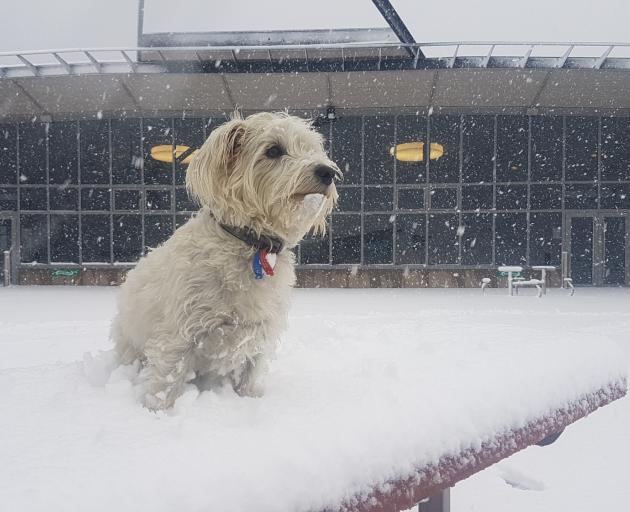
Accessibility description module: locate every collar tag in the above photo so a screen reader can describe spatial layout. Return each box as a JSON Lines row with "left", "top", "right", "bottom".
{"left": 253, "top": 249, "right": 276, "bottom": 280}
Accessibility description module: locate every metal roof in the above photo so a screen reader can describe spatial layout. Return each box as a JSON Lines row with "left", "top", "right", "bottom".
{"left": 1, "top": 42, "right": 630, "bottom": 120}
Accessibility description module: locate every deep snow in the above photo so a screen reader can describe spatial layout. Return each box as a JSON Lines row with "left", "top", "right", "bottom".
{"left": 0, "top": 286, "right": 628, "bottom": 512}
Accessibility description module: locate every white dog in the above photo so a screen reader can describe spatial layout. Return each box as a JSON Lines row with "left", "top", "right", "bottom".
{"left": 111, "top": 112, "right": 339, "bottom": 409}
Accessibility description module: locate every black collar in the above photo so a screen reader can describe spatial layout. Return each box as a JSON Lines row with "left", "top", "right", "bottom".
{"left": 217, "top": 222, "right": 285, "bottom": 254}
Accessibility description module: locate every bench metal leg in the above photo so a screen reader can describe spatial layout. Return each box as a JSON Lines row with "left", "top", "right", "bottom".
{"left": 418, "top": 488, "right": 450, "bottom": 512}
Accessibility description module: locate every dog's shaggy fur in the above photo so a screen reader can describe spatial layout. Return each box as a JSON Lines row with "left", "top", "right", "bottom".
{"left": 111, "top": 112, "right": 339, "bottom": 409}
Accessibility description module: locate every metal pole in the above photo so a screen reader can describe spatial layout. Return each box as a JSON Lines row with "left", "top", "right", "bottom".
{"left": 3, "top": 250, "right": 10, "bottom": 287}
{"left": 418, "top": 488, "right": 450, "bottom": 512}
{"left": 137, "top": 0, "right": 145, "bottom": 47}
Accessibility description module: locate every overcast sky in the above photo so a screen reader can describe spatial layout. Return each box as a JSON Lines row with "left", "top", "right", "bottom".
{"left": 1, "top": 0, "right": 628, "bottom": 52}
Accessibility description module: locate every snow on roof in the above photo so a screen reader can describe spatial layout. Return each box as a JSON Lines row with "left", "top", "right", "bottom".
{"left": 0, "top": 288, "right": 626, "bottom": 511}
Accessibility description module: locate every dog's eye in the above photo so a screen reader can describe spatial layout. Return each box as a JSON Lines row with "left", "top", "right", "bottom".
{"left": 265, "top": 145, "right": 284, "bottom": 159}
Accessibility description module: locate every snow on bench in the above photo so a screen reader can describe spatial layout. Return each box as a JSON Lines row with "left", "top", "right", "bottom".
{"left": 0, "top": 319, "right": 626, "bottom": 512}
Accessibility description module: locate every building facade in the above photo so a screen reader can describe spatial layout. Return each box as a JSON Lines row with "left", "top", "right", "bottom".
{"left": 1, "top": 42, "right": 629, "bottom": 287}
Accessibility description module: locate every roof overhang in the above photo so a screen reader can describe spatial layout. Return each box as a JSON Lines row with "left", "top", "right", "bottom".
{"left": 2, "top": 67, "right": 630, "bottom": 121}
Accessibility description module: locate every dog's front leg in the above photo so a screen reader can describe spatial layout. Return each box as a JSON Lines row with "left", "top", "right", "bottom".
{"left": 232, "top": 354, "right": 268, "bottom": 398}
{"left": 142, "top": 341, "right": 196, "bottom": 410}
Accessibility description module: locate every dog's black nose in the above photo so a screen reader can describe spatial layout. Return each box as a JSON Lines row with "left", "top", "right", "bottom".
{"left": 314, "top": 165, "right": 336, "bottom": 186}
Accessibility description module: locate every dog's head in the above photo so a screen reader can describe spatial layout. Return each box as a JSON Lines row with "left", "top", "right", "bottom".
{"left": 186, "top": 112, "right": 340, "bottom": 246}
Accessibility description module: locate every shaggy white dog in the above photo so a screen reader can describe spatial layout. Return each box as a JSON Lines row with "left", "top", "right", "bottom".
{"left": 112, "top": 112, "right": 339, "bottom": 409}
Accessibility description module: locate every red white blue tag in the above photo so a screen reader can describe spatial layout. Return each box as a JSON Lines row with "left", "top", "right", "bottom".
{"left": 253, "top": 250, "right": 276, "bottom": 279}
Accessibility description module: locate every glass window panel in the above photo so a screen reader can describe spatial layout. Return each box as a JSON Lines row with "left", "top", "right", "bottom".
{"left": 429, "top": 115, "right": 460, "bottom": 183}
{"left": 175, "top": 187, "right": 198, "bottom": 211}
{"left": 331, "top": 117, "right": 362, "bottom": 185}
{"left": 364, "top": 214, "right": 393, "bottom": 264}
{"left": 430, "top": 187, "right": 457, "bottom": 210}
{"left": 600, "top": 184, "right": 630, "bottom": 209}
{"left": 50, "top": 215, "right": 79, "bottom": 262}
{"left": 146, "top": 189, "right": 172, "bottom": 211}
{"left": 397, "top": 188, "right": 424, "bottom": 210}
{"left": 495, "top": 213, "right": 527, "bottom": 265}
{"left": 113, "top": 214, "right": 143, "bottom": 262}
{"left": 82, "top": 214, "right": 111, "bottom": 263}
{"left": 396, "top": 115, "right": 426, "bottom": 184}
{"left": 364, "top": 116, "right": 394, "bottom": 184}
{"left": 143, "top": 119, "right": 173, "bottom": 185}
{"left": 530, "top": 184, "right": 562, "bottom": 209}
{"left": 111, "top": 119, "right": 142, "bottom": 184}
{"left": 565, "top": 183, "right": 598, "bottom": 209}
{"left": 601, "top": 117, "right": 630, "bottom": 181}
{"left": 395, "top": 214, "right": 425, "bottom": 264}
{"left": 18, "top": 122, "right": 47, "bottom": 184}
{"left": 336, "top": 187, "right": 361, "bottom": 212}
{"left": 461, "top": 185, "right": 492, "bottom": 211}
{"left": 49, "top": 121, "right": 78, "bottom": 185}
{"left": 428, "top": 213, "right": 459, "bottom": 265}
{"left": 114, "top": 189, "right": 141, "bottom": 210}
{"left": 462, "top": 116, "right": 494, "bottom": 183}
{"left": 364, "top": 186, "right": 393, "bottom": 211}
{"left": 20, "top": 187, "right": 47, "bottom": 210}
{"left": 566, "top": 117, "right": 598, "bottom": 181}
{"left": 331, "top": 214, "right": 361, "bottom": 264}
{"left": 0, "top": 187, "right": 17, "bottom": 210}
{"left": 300, "top": 230, "right": 330, "bottom": 264}
{"left": 145, "top": 215, "right": 174, "bottom": 251}
{"left": 570, "top": 217, "right": 593, "bottom": 285}
{"left": 461, "top": 213, "right": 493, "bottom": 265}
{"left": 496, "top": 184, "right": 527, "bottom": 210}
{"left": 81, "top": 187, "right": 110, "bottom": 211}
{"left": 80, "top": 120, "right": 110, "bottom": 185}
{"left": 604, "top": 217, "right": 625, "bottom": 286}
{"left": 20, "top": 214, "right": 48, "bottom": 263}
{"left": 531, "top": 116, "right": 562, "bottom": 181}
{"left": 50, "top": 187, "right": 78, "bottom": 210}
{"left": 496, "top": 116, "right": 528, "bottom": 182}
{"left": 174, "top": 118, "right": 206, "bottom": 185}
{"left": 530, "top": 212, "right": 562, "bottom": 266}
{"left": 0, "top": 124, "right": 17, "bottom": 184}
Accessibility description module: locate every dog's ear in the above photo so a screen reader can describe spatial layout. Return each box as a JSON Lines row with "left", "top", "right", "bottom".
{"left": 186, "top": 118, "right": 246, "bottom": 208}
{"left": 211, "top": 118, "right": 246, "bottom": 171}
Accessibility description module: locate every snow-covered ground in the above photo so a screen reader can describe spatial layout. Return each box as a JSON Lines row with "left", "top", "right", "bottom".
{"left": 0, "top": 286, "right": 628, "bottom": 512}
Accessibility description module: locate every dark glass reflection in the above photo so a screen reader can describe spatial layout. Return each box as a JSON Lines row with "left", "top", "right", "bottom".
{"left": 364, "top": 116, "right": 394, "bottom": 184}
{"left": 428, "top": 213, "right": 459, "bottom": 264}
{"left": 397, "top": 188, "right": 424, "bottom": 210}
{"left": 429, "top": 115, "right": 460, "bottom": 183}
{"left": 462, "top": 116, "right": 494, "bottom": 183}
{"left": 396, "top": 214, "right": 425, "bottom": 264}
{"left": 364, "top": 187, "right": 393, "bottom": 211}
{"left": 113, "top": 214, "right": 142, "bottom": 262}
{"left": 49, "top": 122, "right": 78, "bottom": 185}
{"left": 566, "top": 117, "right": 598, "bottom": 181}
{"left": 0, "top": 124, "right": 17, "bottom": 185}
{"left": 430, "top": 188, "right": 457, "bottom": 210}
{"left": 604, "top": 217, "right": 626, "bottom": 286}
{"left": 364, "top": 214, "right": 393, "bottom": 264}
{"left": 496, "top": 116, "right": 528, "bottom": 182}
{"left": 565, "top": 184, "right": 598, "bottom": 209}
{"left": 80, "top": 120, "right": 110, "bottom": 185}
{"left": 332, "top": 117, "right": 362, "bottom": 185}
{"left": 530, "top": 184, "right": 562, "bottom": 210}
{"left": 50, "top": 187, "right": 78, "bottom": 210}
{"left": 174, "top": 118, "right": 206, "bottom": 185}
{"left": 462, "top": 185, "right": 492, "bottom": 211}
{"left": 336, "top": 187, "right": 361, "bottom": 212}
{"left": 495, "top": 213, "right": 527, "bottom": 265}
{"left": 530, "top": 213, "right": 562, "bottom": 266}
{"left": 82, "top": 214, "right": 111, "bottom": 263}
{"left": 602, "top": 117, "right": 630, "bottom": 181}
{"left": 396, "top": 115, "right": 426, "bottom": 184}
{"left": 570, "top": 217, "right": 593, "bottom": 285}
{"left": 50, "top": 215, "right": 79, "bottom": 262}
{"left": 331, "top": 214, "right": 361, "bottom": 264}
{"left": 461, "top": 213, "right": 492, "bottom": 265}
{"left": 19, "top": 123, "right": 47, "bottom": 184}
{"left": 111, "top": 119, "right": 142, "bottom": 185}
{"left": 20, "top": 214, "right": 48, "bottom": 263}
{"left": 496, "top": 185, "right": 527, "bottom": 210}
{"left": 81, "top": 188, "right": 110, "bottom": 210}
{"left": 531, "top": 117, "right": 562, "bottom": 181}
